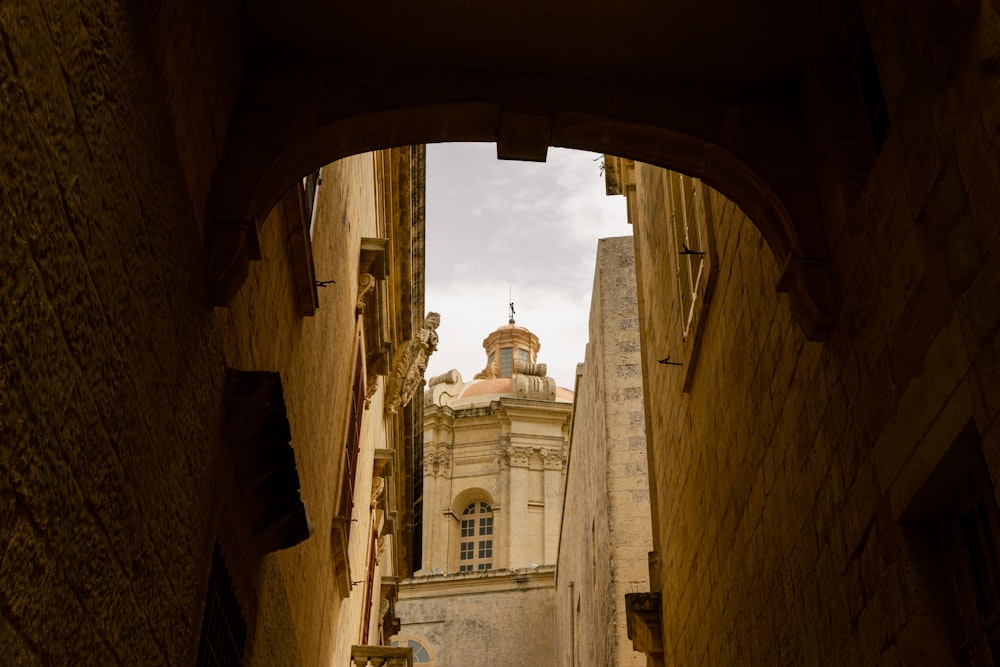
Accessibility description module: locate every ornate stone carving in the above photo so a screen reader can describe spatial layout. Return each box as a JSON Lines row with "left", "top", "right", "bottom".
{"left": 474, "top": 360, "right": 499, "bottom": 379}
{"left": 370, "top": 477, "right": 385, "bottom": 508}
{"left": 422, "top": 446, "right": 451, "bottom": 477}
{"left": 433, "top": 450, "right": 451, "bottom": 477}
{"left": 507, "top": 446, "right": 533, "bottom": 467}
{"left": 376, "top": 535, "right": 387, "bottom": 564}
{"left": 541, "top": 448, "right": 567, "bottom": 470}
{"left": 364, "top": 373, "right": 379, "bottom": 409}
{"left": 387, "top": 312, "right": 440, "bottom": 415}
{"left": 356, "top": 272, "right": 376, "bottom": 314}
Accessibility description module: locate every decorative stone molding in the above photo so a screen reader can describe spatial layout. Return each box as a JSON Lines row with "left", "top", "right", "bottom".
{"left": 513, "top": 360, "right": 547, "bottom": 376}
{"left": 356, "top": 272, "right": 376, "bottom": 315}
{"left": 433, "top": 450, "right": 451, "bottom": 476}
{"left": 512, "top": 372, "right": 556, "bottom": 401}
{"left": 376, "top": 535, "right": 387, "bottom": 564}
{"left": 474, "top": 360, "right": 500, "bottom": 379}
{"left": 422, "top": 447, "right": 451, "bottom": 477}
{"left": 387, "top": 312, "right": 440, "bottom": 415}
{"left": 371, "top": 477, "right": 386, "bottom": 509}
{"left": 507, "top": 446, "right": 533, "bottom": 467}
{"left": 428, "top": 369, "right": 460, "bottom": 387}
{"left": 541, "top": 448, "right": 567, "bottom": 470}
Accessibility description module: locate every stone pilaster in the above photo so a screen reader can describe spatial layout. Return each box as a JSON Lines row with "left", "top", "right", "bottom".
{"left": 542, "top": 447, "right": 567, "bottom": 563}
{"left": 506, "top": 445, "right": 533, "bottom": 568}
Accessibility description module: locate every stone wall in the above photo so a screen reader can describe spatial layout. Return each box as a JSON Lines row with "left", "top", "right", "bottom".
{"left": 398, "top": 568, "right": 556, "bottom": 666}
{"left": 0, "top": 1, "right": 411, "bottom": 656}
{"left": 632, "top": 12, "right": 1000, "bottom": 651}
{"left": 556, "top": 236, "right": 651, "bottom": 667}
{"left": 0, "top": 2, "right": 227, "bottom": 663}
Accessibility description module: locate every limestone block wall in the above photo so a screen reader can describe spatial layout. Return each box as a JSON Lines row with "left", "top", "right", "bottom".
{"left": 220, "top": 153, "right": 382, "bottom": 666}
{"left": 0, "top": 0, "right": 408, "bottom": 657}
{"left": 556, "top": 236, "right": 651, "bottom": 667}
{"left": 398, "top": 568, "right": 557, "bottom": 667}
{"left": 0, "top": 2, "right": 231, "bottom": 663}
{"left": 633, "top": 3, "right": 1000, "bottom": 651}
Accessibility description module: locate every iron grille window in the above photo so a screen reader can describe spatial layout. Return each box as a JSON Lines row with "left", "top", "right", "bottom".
{"left": 196, "top": 544, "right": 247, "bottom": 667}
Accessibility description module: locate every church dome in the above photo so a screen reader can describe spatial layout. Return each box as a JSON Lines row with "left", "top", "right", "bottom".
{"left": 425, "top": 321, "right": 573, "bottom": 408}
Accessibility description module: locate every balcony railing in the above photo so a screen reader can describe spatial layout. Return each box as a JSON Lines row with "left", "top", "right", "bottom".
{"left": 350, "top": 645, "right": 413, "bottom": 667}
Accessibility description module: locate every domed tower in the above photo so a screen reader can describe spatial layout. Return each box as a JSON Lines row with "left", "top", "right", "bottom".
{"left": 397, "top": 321, "right": 573, "bottom": 666}
{"left": 425, "top": 320, "right": 573, "bottom": 408}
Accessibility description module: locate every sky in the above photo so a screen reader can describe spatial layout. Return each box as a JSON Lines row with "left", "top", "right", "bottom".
{"left": 423, "top": 143, "right": 630, "bottom": 390}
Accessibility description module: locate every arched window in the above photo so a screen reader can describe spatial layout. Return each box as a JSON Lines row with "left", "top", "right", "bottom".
{"left": 458, "top": 502, "right": 493, "bottom": 572}
{"left": 391, "top": 639, "right": 433, "bottom": 663}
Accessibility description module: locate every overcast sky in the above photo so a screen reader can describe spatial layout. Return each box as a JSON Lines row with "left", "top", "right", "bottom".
{"left": 423, "top": 143, "right": 630, "bottom": 390}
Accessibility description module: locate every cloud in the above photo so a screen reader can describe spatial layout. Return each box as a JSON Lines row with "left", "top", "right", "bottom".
{"left": 425, "top": 143, "right": 629, "bottom": 389}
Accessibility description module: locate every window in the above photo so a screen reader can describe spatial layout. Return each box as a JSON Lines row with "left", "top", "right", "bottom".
{"left": 518, "top": 349, "right": 529, "bottom": 365}
{"left": 196, "top": 543, "right": 247, "bottom": 666}
{"left": 669, "top": 172, "right": 707, "bottom": 339}
{"left": 391, "top": 639, "right": 433, "bottom": 663}
{"left": 499, "top": 348, "right": 513, "bottom": 377}
{"left": 338, "top": 333, "right": 367, "bottom": 543}
{"left": 458, "top": 502, "right": 494, "bottom": 572}
{"left": 665, "top": 172, "right": 716, "bottom": 391}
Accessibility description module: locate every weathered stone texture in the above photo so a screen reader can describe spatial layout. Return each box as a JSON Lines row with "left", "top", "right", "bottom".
{"left": 630, "top": 2, "right": 1000, "bottom": 657}
{"left": 0, "top": 0, "right": 401, "bottom": 661}
{"left": 398, "top": 569, "right": 557, "bottom": 666}
{"left": 556, "top": 236, "right": 651, "bottom": 667}
{"left": 1, "top": 1, "right": 223, "bottom": 664}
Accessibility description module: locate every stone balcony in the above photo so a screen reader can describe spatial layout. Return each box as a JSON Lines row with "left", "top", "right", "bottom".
{"left": 350, "top": 645, "right": 412, "bottom": 667}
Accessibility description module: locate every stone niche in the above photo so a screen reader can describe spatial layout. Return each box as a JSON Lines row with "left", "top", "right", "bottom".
{"left": 223, "top": 369, "right": 311, "bottom": 553}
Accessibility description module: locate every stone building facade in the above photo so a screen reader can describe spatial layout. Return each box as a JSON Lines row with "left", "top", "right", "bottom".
{"left": 3, "top": 1, "right": 1000, "bottom": 665}
{"left": 395, "top": 322, "right": 573, "bottom": 666}
{"left": 555, "top": 236, "right": 652, "bottom": 667}
{"left": 1, "top": 131, "right": 426, "bottom": 663}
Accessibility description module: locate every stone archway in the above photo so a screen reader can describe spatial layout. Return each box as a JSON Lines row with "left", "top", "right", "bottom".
{"left": 201, "top": 1, "right": 874, "bottom": 340}
{"left": 208, "top": 100, "right": 836, "bottom": 340}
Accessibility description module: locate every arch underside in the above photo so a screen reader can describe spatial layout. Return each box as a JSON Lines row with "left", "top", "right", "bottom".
{"left": 208, "top": 62, "right": 840, "bottom": 340}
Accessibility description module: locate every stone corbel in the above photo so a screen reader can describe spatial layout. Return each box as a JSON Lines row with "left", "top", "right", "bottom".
{"left": 625, "top": 592, "right": 665, "bottom": 666}
{"left": 356, "top": 273, "right": 376, "bottom": 315}
{"left": 370, "top": 477, "right": 386, "bottom": 509}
